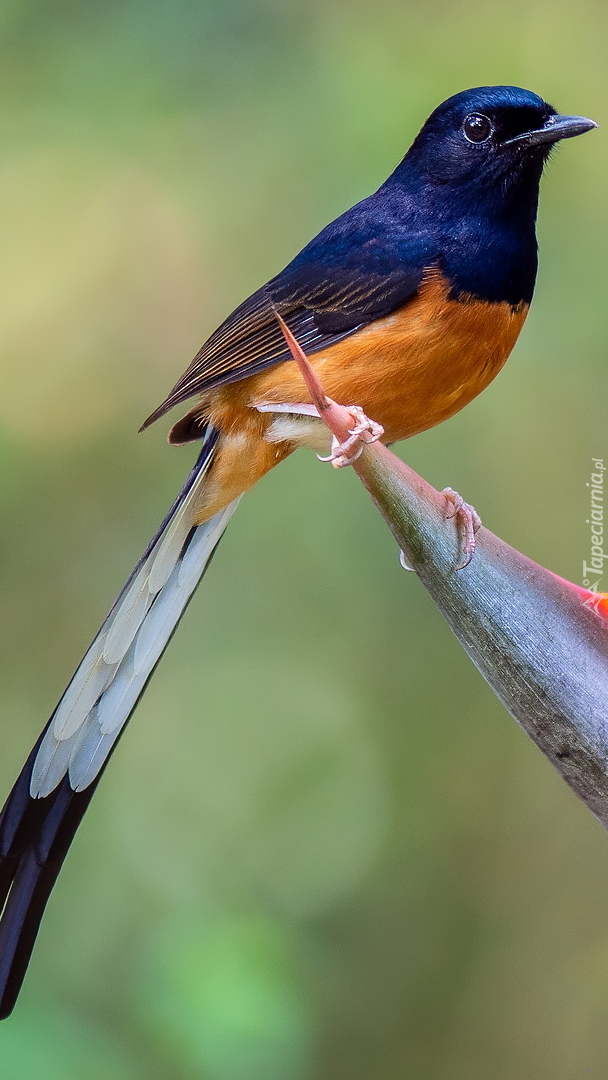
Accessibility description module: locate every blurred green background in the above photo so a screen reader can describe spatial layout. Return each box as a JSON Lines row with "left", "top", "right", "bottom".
{"left": 0, "top": 1, "right": 606, "bottom": 1077}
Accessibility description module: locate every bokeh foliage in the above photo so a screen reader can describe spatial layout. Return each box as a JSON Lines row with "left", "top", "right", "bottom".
{"left": 0, "top": 1, "right": 607, "bottom": 1077}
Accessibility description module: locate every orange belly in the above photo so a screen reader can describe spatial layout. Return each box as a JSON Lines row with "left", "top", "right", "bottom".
{"left": 187, "top": 272, "right": 528, "bottom": 521}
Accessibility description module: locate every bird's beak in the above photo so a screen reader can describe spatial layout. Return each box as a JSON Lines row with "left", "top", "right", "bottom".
{"left": 505, "top": 113, "right": 598, "bottom": 148}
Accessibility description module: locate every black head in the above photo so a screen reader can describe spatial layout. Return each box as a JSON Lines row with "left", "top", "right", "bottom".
{"left": 403, "top": 85, "right": 596, "bottom": 194}
{"left": 387, "top": 86, "right": 596, "bottom": 305}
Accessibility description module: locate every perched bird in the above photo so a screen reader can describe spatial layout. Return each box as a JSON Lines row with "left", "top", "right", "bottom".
{"left": 0, "top": 86, "right": 596, "bottom": 1017}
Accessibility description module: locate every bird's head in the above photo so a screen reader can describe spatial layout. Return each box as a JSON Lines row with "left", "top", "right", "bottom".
{"left": 402, "top": 85, "right": 596, "bottom": 197}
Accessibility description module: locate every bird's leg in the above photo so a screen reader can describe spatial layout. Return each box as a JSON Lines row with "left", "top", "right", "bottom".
{"left": 442, "top": 487, "right": 482, "bottom": 569}
{"left": 269, "top": 310, "right": 479, "bottom": 563}
{"left": 272, "top": 310, "right": 384, "bottom": 468}
{"left": 255, "top": 400, "right": 383, "bottom": 466}
{"left": 317, "top": 406, "right": 384, "bottom": 468}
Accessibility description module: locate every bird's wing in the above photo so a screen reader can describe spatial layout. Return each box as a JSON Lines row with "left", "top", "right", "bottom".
{"left": 141, "top": 205, "right": 436, "bottom": 429}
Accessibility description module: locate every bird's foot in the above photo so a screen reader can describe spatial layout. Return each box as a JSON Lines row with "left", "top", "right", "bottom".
{"left": 442, "top": 487, "right": 482, "bottom": 569}
{"left": 270, "top": 311, "right": 383, "bottom": 467}
{"left": 317, "top": 406, "right": 384, "bottom": 468}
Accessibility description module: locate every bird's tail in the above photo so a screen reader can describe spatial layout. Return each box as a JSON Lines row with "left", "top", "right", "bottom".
{"left": 0, "top": 423, "right": 238, "bottom": 1018}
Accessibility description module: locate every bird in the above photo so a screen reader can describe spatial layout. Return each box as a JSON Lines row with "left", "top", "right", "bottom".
{"left": 0, "top": 85, "right": 596, "bottom": 1018}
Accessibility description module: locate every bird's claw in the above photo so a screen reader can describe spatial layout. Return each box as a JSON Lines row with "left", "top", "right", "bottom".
{"left": 399, "top": 550, "right": 415, "bottom": 572}
{"left": 317, "top": 406, "right": 384, "bottom": 468}
{"left": 442, "top": 487, "right": 482, "bottom": 569}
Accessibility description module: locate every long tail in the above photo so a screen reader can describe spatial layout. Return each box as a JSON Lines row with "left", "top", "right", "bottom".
{"left": 0, "top": 424, "right": 238, "bottom": 1018}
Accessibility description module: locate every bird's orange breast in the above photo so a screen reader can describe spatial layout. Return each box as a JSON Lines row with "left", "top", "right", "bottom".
{"left": 182, "top": 271, "right": 528, "bottom": 523}
{"left": 245, "top": 270, "right": 528, "bottom": 443}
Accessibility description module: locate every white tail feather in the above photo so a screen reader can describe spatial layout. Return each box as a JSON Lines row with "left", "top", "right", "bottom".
{"left": 133, "top": 567, "right": 185, "bottom": 675}
{"left": 96, "top": 649, "right": 138, "bottom": 735}
{"left": 52, "top": 638, "right": 118, "bottom": 741}
{"left": 68, "top": 708, "right": 124, "bottom": 792}
{"left": 102, "top": 567, "right": 153, "bottom": 665}
{"left": 147, "top": 490, "right": 198, "bottom": 593}
{"left": 30, "top": 440, "right": 240, "bottom": 797}
{"left": 31, "top": 723, "right": 83, "bottom": 798}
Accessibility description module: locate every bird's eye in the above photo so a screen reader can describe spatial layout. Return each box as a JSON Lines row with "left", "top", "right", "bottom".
{"left": 462, "top": 113, "right": 494, "bottom": 143}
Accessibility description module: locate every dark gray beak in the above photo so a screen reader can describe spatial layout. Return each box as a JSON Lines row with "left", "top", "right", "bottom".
{"left": 505, "top": 113, "right": 598, "bottom": 148}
